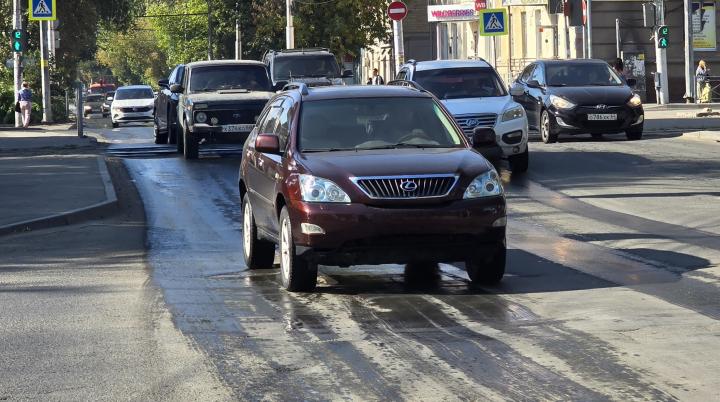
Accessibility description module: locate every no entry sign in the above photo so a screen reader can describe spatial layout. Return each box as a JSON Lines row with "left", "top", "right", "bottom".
{"left": 388, "top": 1, "right": 408, "bottom": 21}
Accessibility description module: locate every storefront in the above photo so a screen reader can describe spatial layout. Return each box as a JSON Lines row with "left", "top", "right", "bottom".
{"left": 427, "top": 1, "right": 481, "bottom": 60}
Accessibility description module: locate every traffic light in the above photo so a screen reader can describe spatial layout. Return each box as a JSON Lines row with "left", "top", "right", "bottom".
{"left": 12, "top": 29, "right": 27, "bottom": 52}
{"left": 657, "top": 25, "right": 669, "bottom": 48}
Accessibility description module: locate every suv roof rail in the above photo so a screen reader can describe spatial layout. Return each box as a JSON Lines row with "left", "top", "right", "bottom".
{"left": 282, "top": 82, "right": 310, "bottom": 95}
{"left": 387, "top": 79, "right": 426, "bottom": 92}
{"left": 407, "top": 59, "right": 417, "bottom": 65}
{"left": 273, "top": 47, "right": 330, "bottom": 54}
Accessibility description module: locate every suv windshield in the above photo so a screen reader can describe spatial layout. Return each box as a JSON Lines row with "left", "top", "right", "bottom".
{"left": 414, "top": 67, "right": 507, "bottom": 99}
{"left": 546, "top": 63, "right": 624, "bottom": 86}
{"left": 298, "top": 97, "right": 464, "bottom": 152}
{"left": 114, "top": 88, "right": 154, "bottom": 100}
{"left": 273, "top": 55, "right": 341, "bottom": 80}
{"left": 189, "top": 65, "right": 271, "bottom": 93}
{"left": 85, "top": 94, "right": 104, "bottom": 103}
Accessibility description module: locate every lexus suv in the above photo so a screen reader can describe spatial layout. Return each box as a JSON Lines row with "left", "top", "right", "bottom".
{"left": 171, "top": 60, "right": 274, "bottom": 159}
{"left": 396, "top": 59, "right": 529, "bottom": 173}
{"left": 239, "top": 84, "right": 507, "bottom": 292}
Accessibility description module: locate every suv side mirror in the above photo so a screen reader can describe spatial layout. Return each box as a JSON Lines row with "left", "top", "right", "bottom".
{"left": 472, "top": 127, "right": 497, "bottom": 147}
{"left": 158, "top": 79, "right": 169, "bottom": 88}
{"left": 341, "top": 69, "right": 354, "bottom": 78}
{"left": 527, "top": 80, "right": 542, "bottom": 89}
{"left": 169, "top": 83, "right": 184, "bottom": 93}
{"left": 255, "top": 134, "right": 280, "bottom": 154}
{"left": 509, "top": 84, "right": 525, "bottom": 97}
{"left": 106, "top": 96, "right": 114, "bottom": 101}
{"left": 626, "top": 78, "right": 637, "bottom": 87}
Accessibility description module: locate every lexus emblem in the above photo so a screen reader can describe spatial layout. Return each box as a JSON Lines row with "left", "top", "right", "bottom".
{"left": 595, "top": 104, "right": 608, "bottom": 109}
{"left": 400, "top": 180, "right": 418, "bottom": 192}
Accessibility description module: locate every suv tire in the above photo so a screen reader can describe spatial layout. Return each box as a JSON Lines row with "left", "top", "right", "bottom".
{"left": 112, "top": 122, "right": 119, "bottom": 128}
{"left": 465, "top": 242, "right": 506, "bottom": 285}
{"left": 540, "top": 110, "right": 559, "bottom": 144}
{"left": 626, "top": 123, "right": 643, "bottom": 140}
{"left": 242, "top": 195, "right": 276, "bottom": 269}
{"left": 154, "top": 115, "right": 168, "bottom": 144}
{"left": 279, "top": 207, "right": 318, "bottom": 292}
{"left": 508, "top": 148, "right": 529, "bottom": 173}
{"left": 182, "top": 124, "right": 198, "bottom": 159}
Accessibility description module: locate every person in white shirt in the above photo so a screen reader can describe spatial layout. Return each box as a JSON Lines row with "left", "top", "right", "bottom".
{"left": 367, "top": 68, "right": 385, "bottom": 85}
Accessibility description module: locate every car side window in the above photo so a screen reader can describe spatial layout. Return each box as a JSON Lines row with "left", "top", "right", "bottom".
{"left": 520, "top": 65, "right": 535, "bottom": 83}
{"left": 276, "top": 98, "right": 294, "bottom": 152}
{"left": 176, "top": 66, "right": 185, "bottom": 86}
{"left": 396, "top": 69, "right": 407, "bottom": 80}
{"left": 258, "top": 99, "right": 284, "bottom": 134}
{"left": 169, "top": 67, "right": 178, "bottom": 85}
{"left": 530, "top": 65, "right": 545, "bottom": 85}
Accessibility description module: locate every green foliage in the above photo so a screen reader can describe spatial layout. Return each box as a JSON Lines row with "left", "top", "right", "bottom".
{"left": 146, "top": 0, "right": 210, "bottom": 66}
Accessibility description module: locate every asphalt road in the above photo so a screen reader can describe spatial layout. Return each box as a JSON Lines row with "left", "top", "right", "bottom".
{"left": 87, "top": 124, "right": 720, "bottom": 400}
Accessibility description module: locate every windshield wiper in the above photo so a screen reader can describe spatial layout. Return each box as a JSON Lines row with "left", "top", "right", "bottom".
{"left": 547, "top": 83, "right": 567, "bottom": 87}
{"left": 357, "top": 142, "right": 445, "bottom": 150}
{"left": 301, "top": 147, "right": 354, "bottom": 153}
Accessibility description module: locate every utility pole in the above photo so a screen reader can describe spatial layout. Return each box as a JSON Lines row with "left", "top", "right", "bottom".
{"left": 235, "top": 1, "right": 242, "bottom": 60}
{"left": 40, "top": 20, "right": 52, "bottom": 123}
{"left": 683, "top": 0, "right": 695, "bottom": 102}
{"left": 13, "top": 0, "right": 22, "bottom": 127}
{"left": 654, "top": 0, "right": 669, "bottom": 104}
{"left": 207, "top": 5, "right": 212, "bottom": 60}
{"left": 286, "top": 0, "right": 294, "bottom": 49}
{"left": 586, "top": 0, "right": 593, "bottom": 58}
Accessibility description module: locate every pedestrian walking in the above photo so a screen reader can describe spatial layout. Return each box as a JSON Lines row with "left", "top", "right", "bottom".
{"left": 17, "top": 82, "right": 32, "bottom": 128}
{"left": 696, "top": 60, "right": 711, "bottom": 103}
{"left": 367, "top": 68, "right": 385, "bottom": 85}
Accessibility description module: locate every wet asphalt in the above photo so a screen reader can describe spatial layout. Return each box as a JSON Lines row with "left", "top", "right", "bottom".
{"left": 96, "top": 123, "right": 720, "bottom": 401}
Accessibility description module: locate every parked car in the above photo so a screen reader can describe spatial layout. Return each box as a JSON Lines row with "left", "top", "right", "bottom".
{"left": 263, "top": 48, "right": 353, "bottom": 90}
{"left": 155, "top": 64, "right": 185, "bottom": 145}
{"left": 510, "top": 59, "right": 644, "bottom": 143}
{"left": 83, "top": 94, "right": 105, "bottom": 117}
{"left": 172, "top": 60, "right": 274, "bottom": 159}
{"left": 101, "top": 91, "right": 115, "bottom": 117}
{"left": 110, "top": 85, "right": 155, "bottom": 128}
{"left": 395, "top": 60, "right": 529, "bottom": 173}
{"left": 239, "top": 84, "right": 507, "bottom": 292}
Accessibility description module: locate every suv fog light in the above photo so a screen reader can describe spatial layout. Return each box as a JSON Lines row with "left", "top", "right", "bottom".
{"left": 301, "top": 223, "right": 325, "bottom": 235}
{"left": 492, "top": 217, "right": 507, "bottom": 227}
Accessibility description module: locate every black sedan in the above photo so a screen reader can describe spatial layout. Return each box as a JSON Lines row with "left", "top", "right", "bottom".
{"left": 510, "top": 59, "right": 644, "bottom": 143}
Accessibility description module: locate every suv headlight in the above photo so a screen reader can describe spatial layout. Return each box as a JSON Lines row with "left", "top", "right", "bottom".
{"left": 299, "top": 174, "right": 350, "bottom": 203}
{"left": 549, "top": 95, "right": 576, "bottom": 110}
{"left": 195, "top": 111, "right": 207, "bottom": 123}
{"left": 627, "top": 94, "right": 642, "bottom": 107}
{"left": 464, "top": 170, "right": 503, "bottom": 199}
{"left": 501, "top": 105, "right": 525, "bottom": 122}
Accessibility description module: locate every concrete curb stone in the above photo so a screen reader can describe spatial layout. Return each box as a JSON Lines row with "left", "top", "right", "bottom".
{"left": 0, "top": 156, "right": 119, "bottom": 237}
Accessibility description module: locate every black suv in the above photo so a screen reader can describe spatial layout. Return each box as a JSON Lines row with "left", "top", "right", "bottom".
{"left": 155, "top": 64, "right": 185, "bottom": 145}
{"left": 169, "top": 60, "right": 274, "bottom": 159}
{"left": 239, "top": 83, "right": 506, "bottom": 292}
{"left": 263, "top": 48, "right": 353, "bottom": 90}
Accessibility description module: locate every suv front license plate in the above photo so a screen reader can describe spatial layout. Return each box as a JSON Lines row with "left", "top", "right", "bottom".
{"left": 587, "top": 114, "right": 617, "bottom": 121}
{"left": 221, "top": 124, "right": 254, "bottom": 133}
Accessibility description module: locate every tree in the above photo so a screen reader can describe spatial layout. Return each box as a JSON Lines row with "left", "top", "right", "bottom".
{"left": 96, "top": 21, "right": 168, "bottom": 86}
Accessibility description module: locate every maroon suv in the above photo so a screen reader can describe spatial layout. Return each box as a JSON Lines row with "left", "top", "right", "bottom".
{"left": 239, "top": 84, "right": 506, "bottom": 291}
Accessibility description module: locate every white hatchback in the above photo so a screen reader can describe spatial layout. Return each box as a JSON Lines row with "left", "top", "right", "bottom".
{"left": 111, "top": 85, "right": 155, "bottom": 128}
{"left": 396, "top": 60, "right": 529, "bottom": 172}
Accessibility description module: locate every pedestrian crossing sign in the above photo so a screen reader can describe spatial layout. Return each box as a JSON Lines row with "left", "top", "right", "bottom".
{"left": 479, "top": 9, "right": 507, "bottom": 36}
{"left": 29, "top": 0, "right": 56, "bottom": 21}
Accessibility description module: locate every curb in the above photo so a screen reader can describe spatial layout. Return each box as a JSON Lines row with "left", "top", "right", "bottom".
{"left": 0, "top": 156, "right": 119, "bottom": 237}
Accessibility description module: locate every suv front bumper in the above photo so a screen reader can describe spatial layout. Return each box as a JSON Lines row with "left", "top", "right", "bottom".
{"left": 190, "top": 123, "right": 253, "bottom": 143}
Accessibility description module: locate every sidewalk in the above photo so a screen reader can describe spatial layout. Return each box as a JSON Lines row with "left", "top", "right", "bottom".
{"left": 0, "top": 125, "right": 118, "bottom": 236}
{"left": 643, "top": 105, "right": 720, "bottom": 131}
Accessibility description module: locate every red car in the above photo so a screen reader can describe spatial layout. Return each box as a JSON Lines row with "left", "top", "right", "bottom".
{"left": 239, "top": 84, "right": 506, "bottom": 291}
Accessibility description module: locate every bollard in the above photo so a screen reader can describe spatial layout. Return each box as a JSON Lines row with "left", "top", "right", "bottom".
{"left": 76, "top": 86, "right": 84, "bottom": 137}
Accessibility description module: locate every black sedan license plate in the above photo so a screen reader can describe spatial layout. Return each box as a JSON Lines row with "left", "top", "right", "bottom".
{"left": 587, "top": 114, "right": 617, "bottom": 121}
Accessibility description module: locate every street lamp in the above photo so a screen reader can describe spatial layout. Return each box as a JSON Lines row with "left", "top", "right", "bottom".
{"left": 286, "top": 0, "right": 294, "bottom": 49}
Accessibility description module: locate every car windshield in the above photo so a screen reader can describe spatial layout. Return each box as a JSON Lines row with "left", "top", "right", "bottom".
{"left": 114, "top": 88, "right": 154, "bottom": 100}
{"left": 85, "top": 95, "right": 104, "bottom": 102}
{"left": 189, "top": 65, "right": 271, "bottom": 93}
{"left": 273, "top": 55, "right": 341, "bottom": 80}
{"left": 298, "top": 97, "right": 465, "bottom": 152}
{"left": 414, "top": 67, "right": 507, "bottom": 99}
{"left": 546, "top": 63, "right": 624, "bottom": 86}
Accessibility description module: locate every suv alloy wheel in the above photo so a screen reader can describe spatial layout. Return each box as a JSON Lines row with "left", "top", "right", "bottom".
{"left": 279, "top": 207, "right": 318, "bottom": 291}
{"left": 242, "top": 195, "right": 276, "bottom": 269}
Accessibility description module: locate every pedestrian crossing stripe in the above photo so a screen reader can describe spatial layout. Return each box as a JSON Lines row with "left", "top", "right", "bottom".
{"left": 29, "top": 0, "right": 56, "bottom": 21}
{"left": 479, "top": 8, "right": 508, "bottom": 36}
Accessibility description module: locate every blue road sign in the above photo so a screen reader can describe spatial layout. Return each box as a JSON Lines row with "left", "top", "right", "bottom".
{"left": 479, "top": 9, "right": 508, "bottom": 36}
{"left": 29, "top": 0, "right": 56, "bottom": 21}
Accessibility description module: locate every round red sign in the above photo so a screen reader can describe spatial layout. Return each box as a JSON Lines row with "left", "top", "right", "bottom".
{"left": 388, "top": 1, "right": 408, "bottom": 21}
